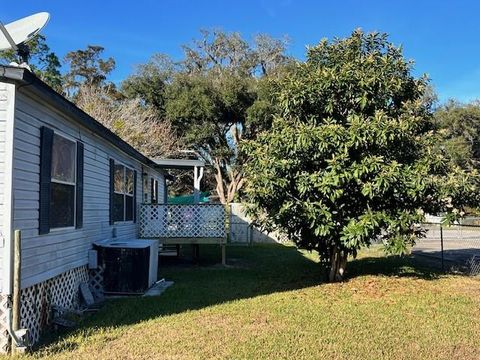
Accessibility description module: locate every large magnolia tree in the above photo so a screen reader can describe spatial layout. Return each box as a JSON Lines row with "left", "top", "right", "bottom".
{"left": 243, "top": 30, "right": 479, "bottom": 282}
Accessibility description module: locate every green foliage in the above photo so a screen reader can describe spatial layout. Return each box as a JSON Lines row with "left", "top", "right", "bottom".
{"left": 64, "top": 45, "right": 115, "bottom": 95}
{"left": 0, "top": 34, "right": 63, "bottom": 91}
{"left": 245, "top": 65, "right": 293, "bottom": 138}
{"left": 434, "top": 100, "right": 480, "bottom": 168}
{"left": 136, "top": 30, "right": 291, "bottom": 202}
{"left": 166, "top": 71, "right": 255, "bottom": 157}
{"left": 243, "top": 30, "right": 480, "bottom": 279}
{"left": 121, "top": 54, "right": 176, "bottom": 115}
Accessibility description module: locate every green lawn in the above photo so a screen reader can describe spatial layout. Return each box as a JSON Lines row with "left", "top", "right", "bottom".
{"left": 14, "top": 244, "right": 480, "bottom": 360}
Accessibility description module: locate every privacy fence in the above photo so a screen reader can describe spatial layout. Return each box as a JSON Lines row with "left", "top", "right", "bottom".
{"left": 228, "top": 203, "right": 288, "bottom": 244}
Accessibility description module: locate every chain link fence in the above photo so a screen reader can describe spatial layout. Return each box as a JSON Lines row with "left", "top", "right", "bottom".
{"left": 414, "top": 222, "right": 480, "bottom": 275}
{"left": 228, "top": 203, "right": 480, "bottom": 275}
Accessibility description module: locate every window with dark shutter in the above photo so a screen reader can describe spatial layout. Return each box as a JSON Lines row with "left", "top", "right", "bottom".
{"left": 40, "top": 128, "right": 83, "bottom": 233}
{"left": 50, "top": 133, "right": 76, "bottom": 229}
{"left": 110, "top": 159, "right": 136, "bottom": 223}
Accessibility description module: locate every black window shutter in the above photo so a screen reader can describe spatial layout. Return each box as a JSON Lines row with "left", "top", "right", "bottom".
{"left": 133, "top": 170, "right": 137, "bottom": 223}
{"left": 75, "top": 141, "right": 84, "bottom": 229}
{"left": 150, "top": 178, "right": 154, "bottom": 204}
{"left": 109, "top": 158, "right": 115, "bottom": 225}
{"left": 39, "top": 126, "right": 54, "bottom": 235}
{"left": 155, "top": 180, "right": 159, "bottom": 204}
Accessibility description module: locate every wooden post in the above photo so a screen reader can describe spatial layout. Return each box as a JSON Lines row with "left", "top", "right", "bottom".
{"left": 221, "top": 243, "right": 226, "bottom": 266}
{"left": 12, "top": 230, "right": 21, "bottom": 332}
{"left": 440, "top": 225, "right": 444, "bottom": 273}
{"left": 192, "top": 244, "right": 200, "bottom": 261}
{"left": 229, "top": 204, "right": 233, "bottom": 243}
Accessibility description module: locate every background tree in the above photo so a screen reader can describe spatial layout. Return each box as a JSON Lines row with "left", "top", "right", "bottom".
{"left": 164, "top": 30, "right": 290, "bottom": 202}
{"left": 75, "top": 84, "right": 180, "bottom": 158}
{"left": 64, "top": 45, "right": 115, "bottom": 96}
{"left": 121, "top": 54, "right": 176, "bottom": 116}
{"left": 243, "top": 30, "right": 479, "bottom": 282}
{"left": 0, "top": 34, "right": 63, "bottom": 91}
{"left": 165, "top": 70, "right": 255, "bottom": 202}
{"left": 433, "top": 100, "right": 480, "bottom": 169}
{"left": 122, "top": 30, "right": 290, "bottom": 202}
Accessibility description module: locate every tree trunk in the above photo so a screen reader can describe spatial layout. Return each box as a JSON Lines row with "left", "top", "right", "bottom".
{"left": 226, "top": 169, "right": 244, "bottom": 204}
{"left": 213, "top": 157, "right": 245, "bottom": 204}
{"left": 328, "top": 246, "right": 348, "bottom": 282}
{"left": 214, "top": 158, "right": 227, "bottom": 204}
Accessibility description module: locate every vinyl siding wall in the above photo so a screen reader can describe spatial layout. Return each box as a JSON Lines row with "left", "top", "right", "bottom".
{"left": 13, "top": 89, "right": 165, "bottom": 289}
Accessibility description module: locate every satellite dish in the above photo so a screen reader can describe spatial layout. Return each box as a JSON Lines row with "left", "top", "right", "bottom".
{"left": 0, "top": 12, "right": 50, "bottom": 64}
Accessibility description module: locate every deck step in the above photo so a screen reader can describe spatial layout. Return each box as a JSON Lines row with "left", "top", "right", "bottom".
{"left": 159, "top": 244, "right": 179, "bottom": 256}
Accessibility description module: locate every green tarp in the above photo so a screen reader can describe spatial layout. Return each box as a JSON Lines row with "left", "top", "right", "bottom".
{"left": 168, "top": 192, "right": 210, "bottom": 204}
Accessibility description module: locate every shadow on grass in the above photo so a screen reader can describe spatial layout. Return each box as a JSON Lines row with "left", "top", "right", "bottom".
{"left": 36, "top": 243, "right": 446, "bottom": 353}
{"left": 348, "top": 253, "right": 442, "bottom": 280}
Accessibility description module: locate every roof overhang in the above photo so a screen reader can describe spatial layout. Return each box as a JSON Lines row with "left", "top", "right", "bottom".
{"left": 0, "top": 65, "right": 163, "bottom": 171}
{"left": 153, "top": 158, "right": 206, "bottom": 169}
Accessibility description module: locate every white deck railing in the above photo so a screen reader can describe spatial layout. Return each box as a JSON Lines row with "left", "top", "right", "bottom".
{"left": 139, "top": 204, "right": 226, "bottom": 239}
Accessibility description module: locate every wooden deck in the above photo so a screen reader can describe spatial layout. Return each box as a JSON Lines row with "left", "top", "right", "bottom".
{"left": 158, "top": 237, "right": 225, "bottom": 245}
{"left": 139, "top": 204, "right": 227, "bottom": 264}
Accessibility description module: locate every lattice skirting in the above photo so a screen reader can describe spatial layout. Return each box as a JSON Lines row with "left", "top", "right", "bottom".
{"left": 20, "top": 266, "right": 89, "bottom": 345}
{"left": 0, "top": 265, "right": 90, "bottom": 352}
{"left": 0, "top": 295, "right": 10, "bottom": 353}
{"left": 89, "top": 265, "right": 105, "bottom": 295}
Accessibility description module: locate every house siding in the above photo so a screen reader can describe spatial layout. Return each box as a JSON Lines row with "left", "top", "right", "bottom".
{"left": 13, "top": 90, "right": 165, "bottom": 289}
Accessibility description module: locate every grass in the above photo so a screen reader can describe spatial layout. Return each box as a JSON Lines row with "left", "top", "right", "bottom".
{"left": 10, "top": 244, "right": 480, "bottom": 360}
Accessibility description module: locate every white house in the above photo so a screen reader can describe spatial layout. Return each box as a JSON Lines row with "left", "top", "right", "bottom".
{"left": 0, "top": 65, "right": 225, "bottom": 351}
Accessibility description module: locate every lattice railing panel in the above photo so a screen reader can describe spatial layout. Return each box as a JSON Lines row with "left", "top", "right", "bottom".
{"left": 139, "top": 204, "right": 226, "bottom": 238}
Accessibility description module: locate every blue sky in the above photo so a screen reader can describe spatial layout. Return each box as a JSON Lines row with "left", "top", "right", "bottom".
{"left": 3, "top": 1, "right": 480, "bottom": 103}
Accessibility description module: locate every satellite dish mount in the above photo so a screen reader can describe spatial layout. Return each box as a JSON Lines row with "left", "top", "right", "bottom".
{"left": 0, "top": 12, "right": 50, "bottom": 66}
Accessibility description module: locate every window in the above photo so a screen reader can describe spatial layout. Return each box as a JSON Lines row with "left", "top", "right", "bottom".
{"left": 50, "top": 133, "right": 76, "bottom": 229}
{"left": 143, "top": 177, "right": 149, "bottom": 203}
{"left": 113, "top": 162, "right": 135, "bottom": 222}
